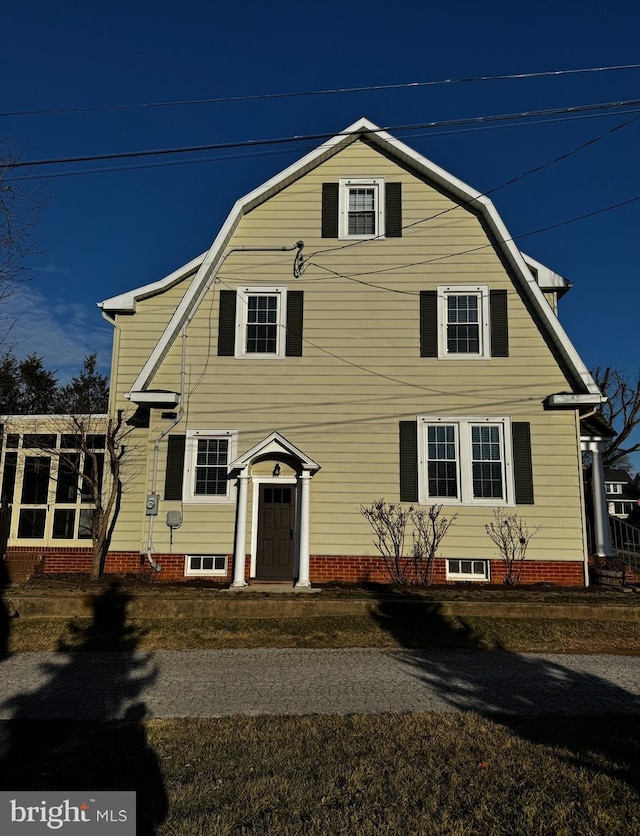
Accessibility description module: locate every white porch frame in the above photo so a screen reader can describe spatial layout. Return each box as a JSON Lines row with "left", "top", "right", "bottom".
{"left": 581, "top": 437, "right": 613, "bottom": 559}
{"left": 229, "top": 432, "right": 320, "bottom": 589}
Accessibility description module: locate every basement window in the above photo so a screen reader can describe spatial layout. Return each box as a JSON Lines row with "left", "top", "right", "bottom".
{"left": 446, "top": 559, "right": 490, "bottom": 581}
{"left": 185, "top": 554, "right": 228, "bottom": 576}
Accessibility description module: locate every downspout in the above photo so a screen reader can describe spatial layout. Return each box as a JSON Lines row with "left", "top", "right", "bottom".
{"left": 145, "top": 326, "right": 187, "bottom": 572}
{"left": 142, "top": 241, "right": 304, "bottom": 572}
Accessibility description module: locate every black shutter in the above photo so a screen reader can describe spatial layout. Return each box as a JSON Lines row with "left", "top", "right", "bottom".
{"left": 218, "top": 290, "right": 236, "bottom": 356}
{"left": 512, "top": 422, "right": 534, "bottom": 505}
{"left": 490, "top": 289, "right": 509, "bottom": 357}
{"left": 164, "top": 435, "right": 186, "bottom": 500}
{"left": 420, "top": 291, "right": 438, "bottom": 357}
{"left": 399, "top": 420, "right": 418, "bottom": 502}
{"left": 385, "top": 182, "right": 402, "bottom": 237}
{"left": 285, "top": 291, "right": 304, "bottom": 357}
{"left": 321, "top": 183, "right": 339, "bottom": 238}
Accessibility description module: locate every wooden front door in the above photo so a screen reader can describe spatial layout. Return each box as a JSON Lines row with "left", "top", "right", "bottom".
{"left": 256, "top": 484, "right": 295, "bottom": 579}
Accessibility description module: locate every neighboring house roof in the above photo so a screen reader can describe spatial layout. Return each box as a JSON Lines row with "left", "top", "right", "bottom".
{"left": 605, "top": 469, "right": 632, "bottom": 484}
{"left": 604, "top": 470, "right": 640, "bottom": 503}
{"left": 99, "top": 117, "right": 601, "bottom": 401}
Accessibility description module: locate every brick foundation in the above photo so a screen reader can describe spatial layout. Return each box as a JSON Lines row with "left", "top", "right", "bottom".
{"left": 5, "top": 546, "right": 587, "bottom": 586}
{"left": 309, "top": 555, "right": 586, "bottom": 586}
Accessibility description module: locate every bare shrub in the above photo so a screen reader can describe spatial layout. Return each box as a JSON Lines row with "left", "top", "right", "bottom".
{"left": 360, "top": 499, "right": 456, "bottom": 585}
{"left": 360, "top": 499, "right": 412, "bottom": 584}
{"left": 411, "top": 505, "right": 458, "bottom": 585}
{"left": 485, "top": 509, "right": 541, "bottom": 586}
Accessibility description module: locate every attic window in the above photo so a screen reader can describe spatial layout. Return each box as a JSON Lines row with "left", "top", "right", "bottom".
{"left": 339, "top": 179, "right": 385, "bottom": 239}
{"left": 437, "top": 286, "right": 491, "bottom": 359}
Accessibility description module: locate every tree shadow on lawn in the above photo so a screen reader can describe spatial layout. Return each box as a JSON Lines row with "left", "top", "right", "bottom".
{"left": 0, "top": 581, "right": 168, "bottom": 835}
{"left": 371, "top": 590, "right": 640, "bottom": 796}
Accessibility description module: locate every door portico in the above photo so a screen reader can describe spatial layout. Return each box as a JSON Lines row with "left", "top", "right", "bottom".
{"left": 229, "top": 432, "right": 320, "bottom": 588}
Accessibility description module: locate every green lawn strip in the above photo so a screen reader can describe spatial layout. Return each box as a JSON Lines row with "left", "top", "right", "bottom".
{"left": 8, "top": 615, "right": 640, "bottom": 654}
{"left": 2, "top": 714, "right": 638, "bottom": 835}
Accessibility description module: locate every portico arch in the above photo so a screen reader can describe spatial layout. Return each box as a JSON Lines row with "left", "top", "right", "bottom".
{"left": 229, "top": 432, "right": 320, "bottom": 588}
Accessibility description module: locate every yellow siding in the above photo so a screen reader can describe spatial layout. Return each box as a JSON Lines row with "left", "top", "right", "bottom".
{"left": 108, "top": 139, "right": 586, "bottom": 563}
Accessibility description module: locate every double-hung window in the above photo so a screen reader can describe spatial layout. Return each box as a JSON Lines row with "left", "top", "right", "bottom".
{"left": 339, "top": 179, "right": 385, "bottom": 239}
{"left": 418, "top": 417, "right": 513, "bottom": 505}
{"left": 437, "top": 285, "right": 490, "bottom": 359}
{"left": 183, "top": 430, "right": 237, "bottom": 503}
{"left": 235, "top": 287, "right": 286, "bottom": 359}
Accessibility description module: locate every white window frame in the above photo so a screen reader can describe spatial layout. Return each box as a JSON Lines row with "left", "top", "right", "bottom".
{"left": 446, "top": 558, "right": 490, "bottom": 582}
{"left": 418, "top": 416, "right": 514, "bottom": 506}
{"left": 437, "top": 285, "right": 490, "bottom": 360}
{"left": 1, "top": 432, "right": 106, "bottom": 544}
{"left": 182, "top": 429, "right": 238, "bottom": 504}
{"left": 339, "top": 178, "right": 385, "bottom": 240}
{"left": 235, "top": 286, "right": 286, "bottom": 359}
{"left": 606, "top": 483, "right": 622, "bottom": 494}
{"left": 185, "top": 554, "right": 228, "bottom": 576}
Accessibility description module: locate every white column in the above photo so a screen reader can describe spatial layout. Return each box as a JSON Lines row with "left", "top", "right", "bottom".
{"left": 589, "top": 441, "right": 612, "bottom": 558}
{"left": 295, "top": 470, "right": 311, "bottom": 588}
{"left": 231, "top": 470, "right": 249, "bottom": 587}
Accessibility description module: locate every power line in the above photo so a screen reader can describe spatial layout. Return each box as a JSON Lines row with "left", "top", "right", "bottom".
{"left": 308, "top": 111, "right": 640, "bottom": 259}
{"left": 3, "top": 63, "right": 640, "bottom": 119}
{"left": 307, "top": 191, "right": 640, "bottom": 289}
{"left": 14, "top": 106, "right": 640, "bottom": 182}
{"left": 6, "top": 99, "right": 640, "bottom": 170}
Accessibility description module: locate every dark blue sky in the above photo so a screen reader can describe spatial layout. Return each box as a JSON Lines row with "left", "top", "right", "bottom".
{"left": 3, "top": 1, "right": 639, "bottom": 465}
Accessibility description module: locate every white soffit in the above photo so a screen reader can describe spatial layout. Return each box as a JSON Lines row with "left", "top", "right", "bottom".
{"left": 521, "top": 253, "right": 572, "bottom": 297}
{"left": 98, "top": 253, "right": 207, "bottom": 315}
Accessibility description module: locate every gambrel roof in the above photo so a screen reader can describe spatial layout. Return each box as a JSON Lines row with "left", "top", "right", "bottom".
{"left": 99, "top": 117, "right": 601, "bottom": 401}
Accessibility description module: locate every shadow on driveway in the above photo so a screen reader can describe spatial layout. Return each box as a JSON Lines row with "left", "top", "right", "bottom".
{"left": 371, "top": 589, "right": 640, "bottom": 795}
{"left": 0, "top": 581, "right": 167, "bottom": 835}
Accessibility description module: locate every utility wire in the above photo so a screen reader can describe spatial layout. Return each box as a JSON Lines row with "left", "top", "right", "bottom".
{"left": 3, "top": 63, "right": 640, "bottom": 118}
{"left": 309, "top": 111, "right": 640, "bottom": 259}
{"left": 6, "top": 98, "right": 640, "bottom": 170}
{"left": 14, "top": 106, "right": 640, "bottom": 182}
{"left": 306, "top": 191, "right": 640, "bottom": 292}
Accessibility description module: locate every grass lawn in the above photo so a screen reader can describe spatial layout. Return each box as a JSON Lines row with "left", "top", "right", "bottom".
{"left": 1, "top": 713, "right": 639, "bottom": 835}
{"left": 3, "top": 582, "right": 639, "bottom": 833}
{"left": 8, "top": 613, "right": 640, "bottom": 654}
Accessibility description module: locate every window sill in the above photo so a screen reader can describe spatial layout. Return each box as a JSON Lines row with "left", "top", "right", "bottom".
{"left": 182, "top": 496, "right": 233, "bottom": 505}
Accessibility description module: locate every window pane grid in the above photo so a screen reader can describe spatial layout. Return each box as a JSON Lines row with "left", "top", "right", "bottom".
{"left": 447, "top": 295, "right": 480, "bottom": 354}
{"left": 448, "top": 559, "right": 489, "bottom": 579}
{"left": 194, "top": 439, "right": 229, "bottom": 496}
{"left": 187, "top": 555, "right": 227, "bottom": 574}
{"left": 471, "top": 426, "right": 504, "bottom": 499}
{"left": 348, "top": 187, "right": 376, "bottom": 235}
{"left": 246, "top": 295, "right": 278, "bottom": 353}
{"left": 427, "top": 425, "right": 458, "bottom": 497}
{"left": 3, "top": 431, "right": 106, "bottom": 541}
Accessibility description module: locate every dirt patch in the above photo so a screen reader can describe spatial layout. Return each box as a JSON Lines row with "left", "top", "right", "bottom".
{"left": 9, "top": 573, "right": 640, "bottom": 605}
